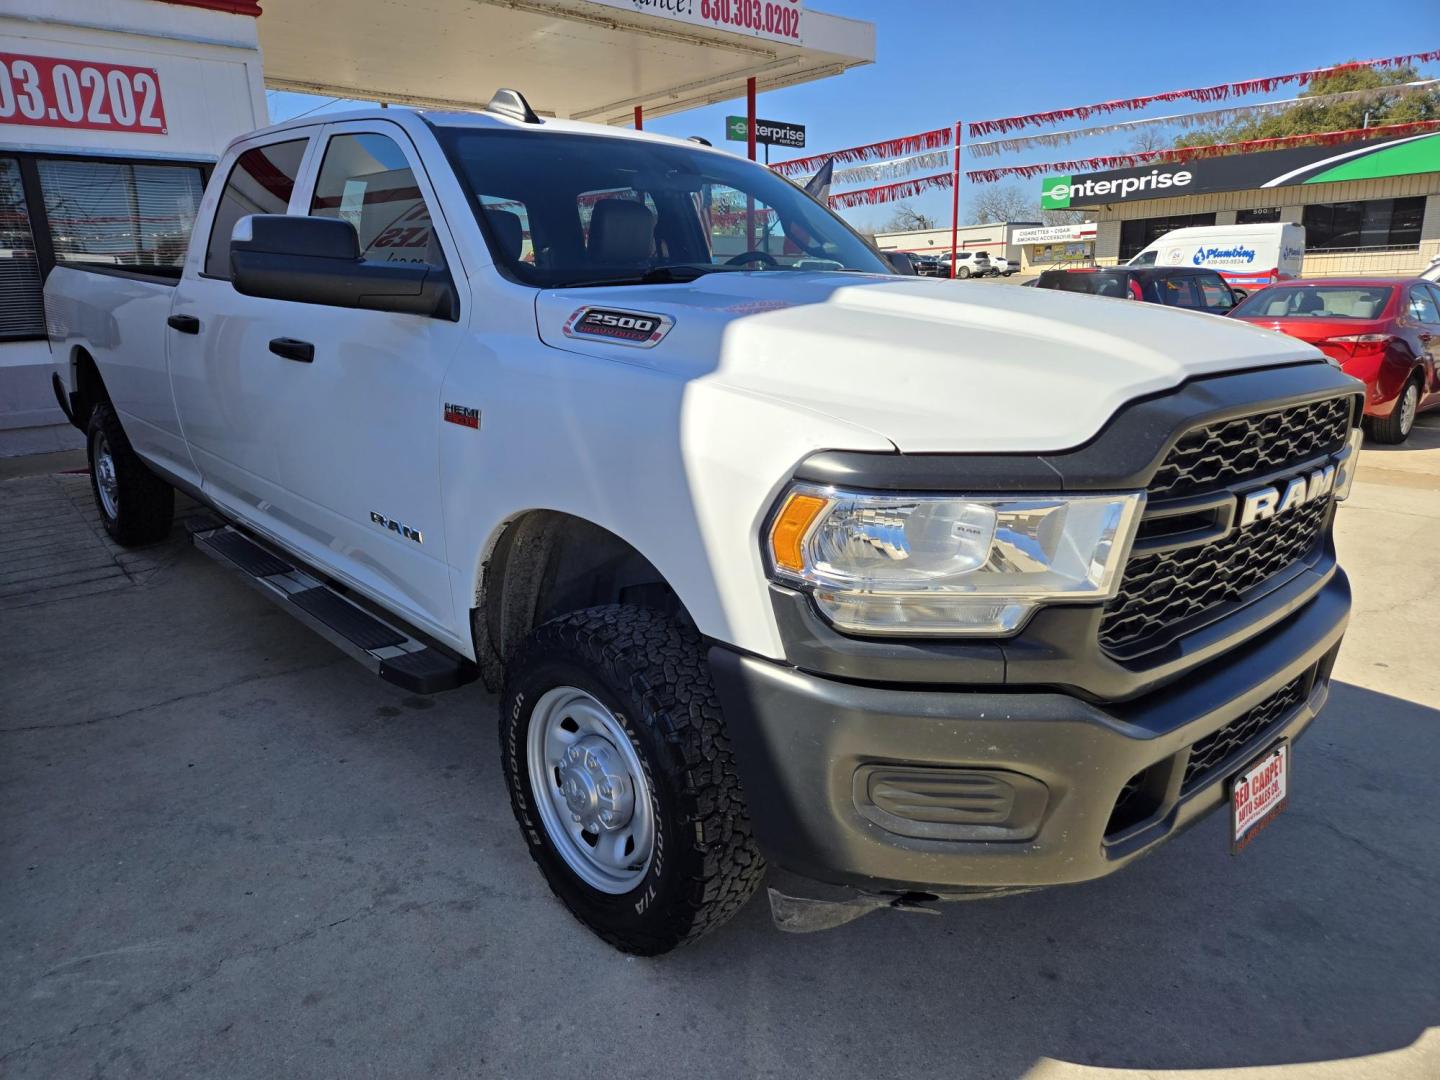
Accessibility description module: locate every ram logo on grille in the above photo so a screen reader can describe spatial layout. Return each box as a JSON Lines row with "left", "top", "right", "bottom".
{"left": 1238, "top": 465, "right": 1335, "bottom": 528}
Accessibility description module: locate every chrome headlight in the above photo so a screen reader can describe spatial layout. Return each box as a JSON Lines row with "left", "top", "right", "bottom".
{"left": 767, "top": 485, "right": 1145, "bottom": 636}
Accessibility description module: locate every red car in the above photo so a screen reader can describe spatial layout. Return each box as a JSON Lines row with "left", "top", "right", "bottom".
{"left": 1229, "top": 278, "right": 1440, "bottom": 443}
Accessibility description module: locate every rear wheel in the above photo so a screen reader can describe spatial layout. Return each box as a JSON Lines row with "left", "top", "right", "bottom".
{"left": 1368, "top": 378, "right": 1421, "bottom": 444}
{"left": 87, "top": 402, "right": 174, "bottom": 546}
{"left": 501, "top": 605, "right": 764, "bottom": 955}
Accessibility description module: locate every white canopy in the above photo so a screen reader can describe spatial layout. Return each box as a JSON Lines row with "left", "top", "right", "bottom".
{"left": 256, "top": 0, "right": 874, "bottom": 125}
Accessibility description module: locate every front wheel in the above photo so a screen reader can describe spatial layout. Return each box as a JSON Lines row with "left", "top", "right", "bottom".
{"left": 957, "top": 266, "right": 971, "bottom": 279}
{"left": 501, "top": 605, "right": 764, "bottom": 955}
{"left": 1368, "top": 379, "right": 1420, "bottom": 444}
{"left": 87, "top": 402, "right": 174, "bottom": 546}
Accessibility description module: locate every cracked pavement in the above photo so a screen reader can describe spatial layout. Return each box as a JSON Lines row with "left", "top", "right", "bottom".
{"left": 2, "top": 428, "right": 1439, "bottom": 1080}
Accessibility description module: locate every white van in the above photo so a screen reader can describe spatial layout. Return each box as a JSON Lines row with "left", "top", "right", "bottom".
{"left": 1128, "top": 223, "right": 1305, "bottom": 288}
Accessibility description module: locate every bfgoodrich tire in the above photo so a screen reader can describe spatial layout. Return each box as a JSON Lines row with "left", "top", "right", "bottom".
{"left": 501, "top": 605, "right": 764, "bottom": 955}
{"left": 87, "top": 402, "right": 174, "bottom": 546}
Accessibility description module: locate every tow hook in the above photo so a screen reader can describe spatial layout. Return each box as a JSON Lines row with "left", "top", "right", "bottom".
{"left": 766, "top": 887, "right": 941, "bottom": 933}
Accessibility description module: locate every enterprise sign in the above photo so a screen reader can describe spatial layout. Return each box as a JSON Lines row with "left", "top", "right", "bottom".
{"left": 1040, "top": 131, "right": 1440, "bottom": 208}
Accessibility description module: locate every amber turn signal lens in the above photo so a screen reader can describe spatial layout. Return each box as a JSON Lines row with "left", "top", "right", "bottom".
{"left": 770, "top": 492, "right": 829, "bottom": 573}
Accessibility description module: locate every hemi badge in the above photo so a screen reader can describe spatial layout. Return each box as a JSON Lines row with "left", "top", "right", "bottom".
{"left": 444, "top": 403, "right": 480, "bottom": 429}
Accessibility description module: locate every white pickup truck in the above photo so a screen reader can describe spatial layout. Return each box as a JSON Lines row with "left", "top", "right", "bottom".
{"left": 47, "top": 92, "right": 1365, "bottom": 955}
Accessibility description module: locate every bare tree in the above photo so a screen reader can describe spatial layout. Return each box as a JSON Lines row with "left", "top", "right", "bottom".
{"left": 881, "top": 204, "right": 937, "bottom": 232}
{"left": 968, "top": 183, "right": 1039, "bottom": 225}
{"left": 1125, "top": 127, "right": 1171, "bottom": 154}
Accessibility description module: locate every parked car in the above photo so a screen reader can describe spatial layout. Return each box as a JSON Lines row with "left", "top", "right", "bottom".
{"left": 990, "top": 255, "right": 1019, "bottom": 277}
{"left": 1036, "top": 266, "right": 1241, "bottom": 314}
{"left": 938, "top": 250, "right": 991, "bottom": 278}
{"left": 1230, "top": 278, "right": 1440, "bottom": 443}
{"left": 911, "top": 253, "right": 947, "bottom": 278}
{"left": 48, "top": 95, "right": 1362, "bottom": 955}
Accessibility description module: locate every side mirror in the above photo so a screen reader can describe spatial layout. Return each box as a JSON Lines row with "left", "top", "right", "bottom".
{"left": 230, "top": 215, "right": 458, "bottom": 320}
{"left": 886, "top": 251, "right": 916, "bottom": 275}
{"left": 1230, "top": 288, "right": 1248, "bottom": 303}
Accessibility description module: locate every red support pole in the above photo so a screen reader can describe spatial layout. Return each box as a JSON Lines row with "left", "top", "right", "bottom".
{"left": 746, "top": 77, "right": 757, "bottom": 161}
{"left": 746, "top": 76, "right": 757, "bottom": 248}
{"left": 949, "top": 121, "right": 962, "bottom": 279}
{"left": 633, "top": 105, "right": 642, "bottom": 130}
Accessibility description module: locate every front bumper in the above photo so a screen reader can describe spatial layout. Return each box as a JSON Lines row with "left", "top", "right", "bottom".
{"left": 711, "top": 571, "right": 1349, "bottom": 895}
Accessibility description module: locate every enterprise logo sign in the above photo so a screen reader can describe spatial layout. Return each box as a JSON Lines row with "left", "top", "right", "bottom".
{"left": 1041, "top": 169, "right": 1194, "bottom": 209}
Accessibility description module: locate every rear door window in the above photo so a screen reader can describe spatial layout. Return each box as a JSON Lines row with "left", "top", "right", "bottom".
{"left": 1158, "top": 274, "right": 1204, "bottom": 308}
{"left": 1406, "top": 285, "right": 1439, "bottom": 324}
{"left": 1196, "top": 274, "right": 1236, "bottom": 312}
{"left": 205, "top": 139, "right": 308, "bottom": 279}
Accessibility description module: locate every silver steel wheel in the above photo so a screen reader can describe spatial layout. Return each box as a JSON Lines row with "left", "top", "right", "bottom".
{"left": 93, "top": 429, "right": 119, "bottom": 521}
{"left": 1399, "top": 382, "right": 1419, "bottom": 436}
{"left": 526, "top": 686, "right": 655, "bottom": 894}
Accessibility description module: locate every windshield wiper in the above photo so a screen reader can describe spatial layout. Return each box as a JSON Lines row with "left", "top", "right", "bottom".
{"left": 553, "top": 264, "right": 743, "bottom": 289}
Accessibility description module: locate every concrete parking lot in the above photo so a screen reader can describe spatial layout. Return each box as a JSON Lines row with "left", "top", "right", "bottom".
{"left": 3, "top": 422, "right": 1439, "bottom": 1080}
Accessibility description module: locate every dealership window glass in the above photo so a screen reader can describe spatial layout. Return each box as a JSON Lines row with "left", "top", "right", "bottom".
{"left": 1301, "top": 197, "right": 1424, "bottom": 251}
{"left": 0, "top": 158, "right": 45, "bottom": 340}
{"left": 1235, "top": 207, "right": 1281, "bottom": 224}
{"left": 310, "top": 133, "right": 446, "bottom": 270}
{"left": 39, "top": 159, "right": 204, "bottom": 277}
{"left": 205, "top": 139, "right": 308, "bottom": 279}
{"left": 1118, "top": 213, "right": 1216, "bottom": 261}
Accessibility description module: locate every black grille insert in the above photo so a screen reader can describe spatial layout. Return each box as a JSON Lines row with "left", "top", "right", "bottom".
{"left": 1101, "top": 495, "right": 1330, "bottom": 655}
{"left": 1148, "top": 396, "right": 1352, "bottom": 501}
{"left": 1182, "top": 673, "right": 1309, "bottom": 793}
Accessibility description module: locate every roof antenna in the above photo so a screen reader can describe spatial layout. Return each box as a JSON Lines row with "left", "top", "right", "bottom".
{"left": 486, "top": 88, "right": 542, "bottom": 124}
{"left": 688, "top": 136, "right": 712, "bottom": 146}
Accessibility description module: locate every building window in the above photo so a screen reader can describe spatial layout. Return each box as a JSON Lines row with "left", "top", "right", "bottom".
{"left": 1236, "top": 207, "right": 1281, "bottom": 224}
{"left": 1119, "top": 213, "right": 1216, "bottom": 261}
{"left": 1302, "top": 197, "right": 1425, "bottom": 252}
{"left": 0, "top": 157, "right": 46, "bottom": 341}
{"left": 38, "top": 159, "right": 206, "bottom": 277}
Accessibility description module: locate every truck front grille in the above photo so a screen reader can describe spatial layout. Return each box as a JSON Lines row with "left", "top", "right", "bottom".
{"left": 1100, "top": 496, "right": 1330, "bottom": 655}
{"left": 1147, "top": 396, "right": 1352, "bottom": 500}
{"left": 1181, "top": 673, "right": 1309, "bottom": 794}
{"left": 1099, "top": 396, "right": 1353, "bottom": 658}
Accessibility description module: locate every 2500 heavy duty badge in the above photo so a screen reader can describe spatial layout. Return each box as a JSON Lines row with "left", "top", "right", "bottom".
{"left": 562, "top": 306, "right": 673, "bottom": 348}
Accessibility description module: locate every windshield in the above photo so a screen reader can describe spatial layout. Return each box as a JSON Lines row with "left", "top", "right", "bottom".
{"left": 1232, "top": 285, "right": 1394, "bottom": 319}
{"left": 1128, "top": 250, "right": 1157, "bottom": 267}
{"left": 437, "top": 128, "right": 892, "bottom": 287}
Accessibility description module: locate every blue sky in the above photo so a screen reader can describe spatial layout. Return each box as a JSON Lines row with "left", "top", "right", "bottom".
{"left": 267, "top": 0, "right": 1439, "bottom": 229}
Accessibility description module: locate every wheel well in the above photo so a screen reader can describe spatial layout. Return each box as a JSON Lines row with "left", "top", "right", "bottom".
{"left": 472, "top": 511, "right": 690, "bottom": 691}
{"left": 69, "top": 348, "right": 108, "bottom": 431}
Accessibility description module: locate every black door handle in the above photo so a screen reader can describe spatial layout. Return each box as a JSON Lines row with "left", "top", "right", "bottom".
{"left": 269, "top": 338, "right": 314, "bottom": 363}
{"left": 167, "top": 314, "right": 200, "bottom": 334}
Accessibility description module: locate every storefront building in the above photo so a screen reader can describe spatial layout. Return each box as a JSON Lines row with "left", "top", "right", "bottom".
{"left": 874, "top": 221, "right": 1040, "bottom": 263}
{"left": 1040, "top": 130, "right": 1440, "bottom": 278}
{"left": 1012, "top": 222, "right": 1098, "bottom": 271}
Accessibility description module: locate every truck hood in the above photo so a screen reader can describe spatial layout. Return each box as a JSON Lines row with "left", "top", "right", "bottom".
{"left": 534, "top": 273, "right": 1321, "bottom": 453}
